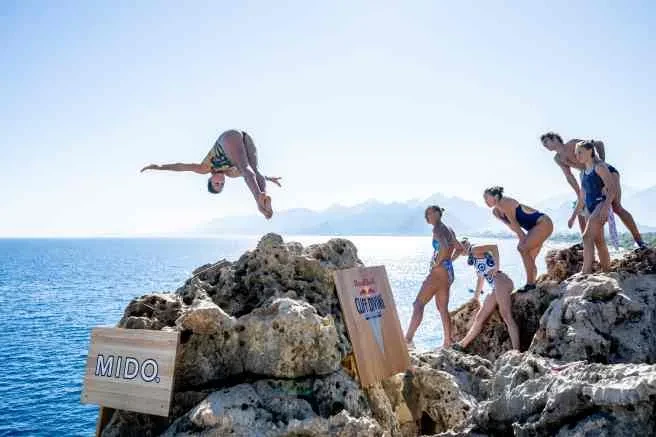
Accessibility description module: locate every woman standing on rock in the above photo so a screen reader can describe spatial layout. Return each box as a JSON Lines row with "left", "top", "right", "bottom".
{"left": 570, "top": 140, "right": 619, "bottom": 274}
{"left": 451, "top": 238, "right": 520, "bottom": 351}
{"left": 484, "top": 186, "right": 553, "bottom": 292}
{"left": 404, "top": 205, "right": 457, "bottom": 349}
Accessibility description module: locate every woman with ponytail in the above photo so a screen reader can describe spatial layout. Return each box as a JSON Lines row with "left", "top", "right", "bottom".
{"left": 570, "top": 140, "right": 639, "bottom": 273}
{"left": 404, "top": 205, "right": 458, "bottom": 349}
{"left": 483, "top": 186, "right": 553, "bottom": 292}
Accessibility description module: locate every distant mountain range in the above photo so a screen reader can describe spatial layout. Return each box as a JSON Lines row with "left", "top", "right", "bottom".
{"left": 196, "top": 187, "right": 656, "bottom": 237}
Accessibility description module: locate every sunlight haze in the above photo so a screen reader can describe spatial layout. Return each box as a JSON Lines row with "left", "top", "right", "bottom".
{"left": 2, "top": 1, "right": 655, "bottom": 236}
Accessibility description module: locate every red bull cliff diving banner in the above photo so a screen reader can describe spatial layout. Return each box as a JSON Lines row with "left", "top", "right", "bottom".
{"left": 334, "top": 265, "right": 410, "bottom": 387}
{"left": 81, "top": 327, "right": 179, "bottom": 417}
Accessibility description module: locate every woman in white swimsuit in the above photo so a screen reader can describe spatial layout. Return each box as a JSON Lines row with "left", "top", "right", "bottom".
{"left": 451, "top": 238, "right": 520, "bottom": 352}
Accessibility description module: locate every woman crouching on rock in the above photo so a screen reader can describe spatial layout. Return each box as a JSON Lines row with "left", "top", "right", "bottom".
{"left": 404, "top": 205, "right": 457, "bottom": 349}
{"left": 451, "top": 238, "right": 520, "bottom": 352}
{"left": 484, "top": 186, "right": 553, "bottom": 292}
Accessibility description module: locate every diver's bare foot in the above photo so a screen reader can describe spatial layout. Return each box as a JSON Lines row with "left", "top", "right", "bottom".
{"left": 257, "top": 204, "right": 272, "bottom": 219}
{"left": 262, "top": 194, "right": 272, "bottom": 215}
{"left": 257, "top": 194, "right": 273, "bottom": 219}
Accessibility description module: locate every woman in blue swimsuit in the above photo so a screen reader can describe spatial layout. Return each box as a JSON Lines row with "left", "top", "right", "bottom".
{"left": 404, "top": 205, "right": 457, "bottom": 349}
{"left": 484, "top": 186, "right": 553, "bottom": 292}
{"left": 571, "top": 140, "right": 618, "bottom": 273}
{"left": 451, "top": 238, "right": 520, "bottom": 351}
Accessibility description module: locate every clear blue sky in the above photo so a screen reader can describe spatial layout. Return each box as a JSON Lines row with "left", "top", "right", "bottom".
{"left": 2, "top": 0, "right": 655, "bottom": 236}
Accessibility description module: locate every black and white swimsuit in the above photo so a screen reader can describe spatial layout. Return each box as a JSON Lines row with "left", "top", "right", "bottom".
{"left": 468, "top": 250, "right": 497, "bottom": 290}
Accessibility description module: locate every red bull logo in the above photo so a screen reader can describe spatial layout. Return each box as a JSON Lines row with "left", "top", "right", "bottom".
{"left": 354, "top": 278, "right": 375, "bottom": 287}
{"left": 352, "top": 277, "right": 387, "bottom": 354}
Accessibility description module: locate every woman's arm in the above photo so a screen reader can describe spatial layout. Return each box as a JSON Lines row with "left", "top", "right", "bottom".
{"left": 498, "top": 199, "right": 526, "bottom": 241}
{"left": 473, "top": 275, "right": 485, "bottom": 300}
{"left": 140, "top": 163, "right": 210, "bottom": 174}
{"left": 490, "top": 244, "right": 500, "bottom": 271}
{"left": 554, "top": 154, "right": 582, "bottom": 198}
{"left": 445, "top": 226, "right": 457, "bottom": 259}
{"left": 594, "top": 141, "right": 606, "bottom": 161}
{"left": 568, "top": 193, "right": 585, "bottom": 229}
{"left": 474, "top": 244, "right": 500, "bottom": 272}
{"left": 432, "top": 228, "right": 452, "bottom": 267}
{"left": 451, "top": 240, "right": 466, "bottom": 261}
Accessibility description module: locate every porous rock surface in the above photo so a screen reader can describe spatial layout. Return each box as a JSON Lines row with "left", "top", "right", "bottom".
{"left": 99, "top": 236, "right": 656, "bottom": 437}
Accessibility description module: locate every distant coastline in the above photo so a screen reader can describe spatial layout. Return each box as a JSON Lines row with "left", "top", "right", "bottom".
{"left": 464, "top": 231, "right": 655, "bottom": 250}
{"left": 2, "top": 232, "right": 653, "bottom": 251}
{"left": 194, "top": 190, "right": 656, "bottom": 244}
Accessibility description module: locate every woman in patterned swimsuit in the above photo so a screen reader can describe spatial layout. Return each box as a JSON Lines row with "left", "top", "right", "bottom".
{"left": 404, "top": 205, "right": 458, "bottom": 349}
{"left": 451, "top": 238, "right": 520, "bottom": 352}
{"left": 140, "top": 129, "right": 281, "bottom": 219}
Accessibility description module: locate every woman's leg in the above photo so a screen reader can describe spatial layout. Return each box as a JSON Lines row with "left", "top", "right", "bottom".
{"left": 243, "top": 134, "right": 273, "bottom": 216}
{"left": 594, "top": 230, "right": 610, "bottom": 271}
{"left": 577, "top": 215, "right": 586, "bottom": 235}
{"left": 493, "top": 273, "right": 520, "bottom": 350}
{"left": 405, "top": 270, "right": 440, "bottom": 344}
{"left": 435, "top": 278, "right": 453, "bottom": 347}
{"left": 517, "top": 217, "right": 554, "bottom": 286}
{"left": 610, "top": 173, "right": 643, "bottom": 246}
{"left": 529, "top": 244, "right": 542, "bottom": 265}
{"left": 458, "top": 292, "right": 498, "bottom": 348}
{"left": 244, "top": 134, "right": 268, "bottom": 193}
{"left": 593, "top": 218, "right": 611, "bottom": 271}
{"left": 582, "top": 207, "right": 606, "bottom": 274}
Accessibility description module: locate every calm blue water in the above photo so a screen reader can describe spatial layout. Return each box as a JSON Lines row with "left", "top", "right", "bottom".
{"left": 0, "top": 235, "right": 563, "bottom": 436}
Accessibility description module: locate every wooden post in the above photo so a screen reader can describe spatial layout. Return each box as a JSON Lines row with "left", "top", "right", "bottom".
{"left": 95, "top": 406, "right": 115, "bottom": 437}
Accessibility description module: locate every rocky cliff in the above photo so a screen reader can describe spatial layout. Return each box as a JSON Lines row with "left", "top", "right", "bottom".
{"left": 98, "top": 237, "right": 656, "bottom": 437}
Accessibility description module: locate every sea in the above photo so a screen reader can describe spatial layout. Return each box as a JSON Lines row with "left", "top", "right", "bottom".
{"left": 0, "top": 235, "right": 571, "bottom": 436}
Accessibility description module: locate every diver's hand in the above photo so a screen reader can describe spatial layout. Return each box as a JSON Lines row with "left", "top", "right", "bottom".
{"left": 140, "top": 164, "right": 160, "bottom": 172}
{"left": 517, "top": 237, "right": 527, "bottom": 253}
{"left": 599, "top": 204, "right": 609, "bottom": 223}
{"left": 266, "top": 176, "right": 282, "bottom": 187}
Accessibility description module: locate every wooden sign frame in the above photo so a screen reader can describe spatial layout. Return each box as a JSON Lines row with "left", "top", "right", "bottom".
{"left": 81, "top": 327, "right": 180, "bottom": 417}
{"left": 334, "top": 265, "right": 410, "bottom": 387}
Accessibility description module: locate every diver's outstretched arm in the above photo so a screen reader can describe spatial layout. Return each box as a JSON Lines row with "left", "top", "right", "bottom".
{"left": 140, "top": 163, "right": 210, "bottom": 174}
{"left": 554, "top": 155, "right": 581, "bottom": 198}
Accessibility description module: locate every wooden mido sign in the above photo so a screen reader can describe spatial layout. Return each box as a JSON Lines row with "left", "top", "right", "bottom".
{"left": 81, "top": 327, "right": 179, "bottom": 417}
{"left": 334, "top": 265, "right": 410, "bottom": 387}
